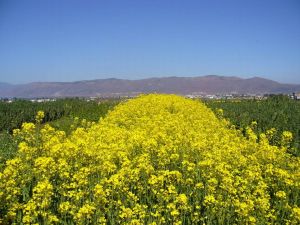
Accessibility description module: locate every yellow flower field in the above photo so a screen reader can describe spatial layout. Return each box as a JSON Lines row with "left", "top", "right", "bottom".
{"left": 0, "top": 94, "right": 299, "bottom": 224}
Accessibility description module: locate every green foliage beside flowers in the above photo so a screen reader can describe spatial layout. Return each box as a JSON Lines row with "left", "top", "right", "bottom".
{"left": 0, "top": 98, "right": 118, "bottom": 132}
{"left": 206, "top": 95, "right": 300, "bottom": 156}
{"left": 0, "top": 99, "right": 118, "bottom": 169}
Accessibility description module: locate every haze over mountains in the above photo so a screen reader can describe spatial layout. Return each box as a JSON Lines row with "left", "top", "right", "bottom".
{"left": 1, "top": 75, "right": 300, "bottom": 98}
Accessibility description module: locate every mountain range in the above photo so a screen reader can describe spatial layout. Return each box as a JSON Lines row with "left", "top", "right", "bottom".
{"left": 1, "top": 75, "right": 300, "bottom": 98}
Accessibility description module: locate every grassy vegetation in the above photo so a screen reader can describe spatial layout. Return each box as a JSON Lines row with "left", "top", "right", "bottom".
{"left": 0, "top": 98, "right": 119, "bottom": 168}
{"left": 0, "top": 132, "right": 17, "bottom": 171}
{"left": 205, "top": 95, "right": 300, "bottom": 156}
{"left": 0, "top": 98, "right": 119, "bottom": 133}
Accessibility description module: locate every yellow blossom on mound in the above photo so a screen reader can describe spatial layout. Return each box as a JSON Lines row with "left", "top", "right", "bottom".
{"left": 0, "top": 94, "right": 299, "bottom": 224}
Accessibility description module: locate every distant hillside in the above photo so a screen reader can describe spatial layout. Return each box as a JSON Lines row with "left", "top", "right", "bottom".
{"left": 1, "top": 75, "right": 300, "bottom": 98}
{"left": 0, "top": 82, "right": 13, "bottom": 91}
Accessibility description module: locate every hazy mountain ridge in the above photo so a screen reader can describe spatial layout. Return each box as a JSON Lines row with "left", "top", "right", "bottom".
{"left": 1, "top": 76, "right": 300, "bottom": 98}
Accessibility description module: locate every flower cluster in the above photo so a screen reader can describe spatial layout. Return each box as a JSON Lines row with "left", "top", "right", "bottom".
{"left": 0, "top": 94, "right": 299, "bottom": 224}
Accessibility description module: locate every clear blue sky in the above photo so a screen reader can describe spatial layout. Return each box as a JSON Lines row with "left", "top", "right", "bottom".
{"left": 0, "top": 0, "right": 299, "bottom": 84}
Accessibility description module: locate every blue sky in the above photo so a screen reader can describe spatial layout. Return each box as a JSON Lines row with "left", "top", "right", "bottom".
{"left": 0, "top": 0, "right": 299, "bottom": 84}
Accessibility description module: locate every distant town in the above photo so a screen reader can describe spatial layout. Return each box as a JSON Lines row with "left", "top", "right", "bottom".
{"left": 1, "top": 92, "right": 300, "bottom": 103}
